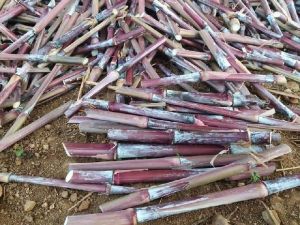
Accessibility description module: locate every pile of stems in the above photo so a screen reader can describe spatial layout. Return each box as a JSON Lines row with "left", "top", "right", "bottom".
{"left": 0, "top": 1, "right": 299, "bottom": 223}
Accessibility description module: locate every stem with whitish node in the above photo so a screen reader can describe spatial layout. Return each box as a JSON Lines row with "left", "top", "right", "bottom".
{"left": 140, "top": 71, "right": 286, "bottom": 87}
{"left": 63, "top": 142, "right": 225, "bottom": 159}
{"left": 4, "top": 65, "right": 62, "bottom": 137}
{"left": 78, "top": 120, "right": 143, "bottom": 134}
{"left": 0, "top": 53, "right": 89, "bottom": 65}
{"left": 68, "top": 143, "right": 288, "bottom": 172}
{"left": 66, "top": 163, "right": 276, "bottom": 185}
{"left": 0, "top": 172, "right": 136, "bottom": 194}
{"left": 63, "top": 12, "right": 120, "bottom": 53}
{"left": 113, "top": 87, "right": 273, "bottom": 124}
{"left": 164, "top": 90, "right": 265, "bottom": 107}
{"left": 77, "top": 26, "right": 145, "bottom": 53}
{"left": 81, "top": 98, "right": 201, "bottom": 124}
{"left": 107, "top": 129, "right": 281, "bottom": 145}
{"left": 85, "top": 109, "right": 208, "bottom": 131}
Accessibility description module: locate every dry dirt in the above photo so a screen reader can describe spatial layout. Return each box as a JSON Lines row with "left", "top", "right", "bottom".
{"left": 1, "top": 89, "right": 300, "bottom": 225}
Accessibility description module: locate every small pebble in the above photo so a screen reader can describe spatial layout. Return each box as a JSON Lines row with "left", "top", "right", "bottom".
{"left": 42, "top": 202, "right": 48, "bottom": 208}
{"left": 78, "top": 200, "right": 90, "bottom": 212}
{"left": 61, "top": 191, "right": 69, "bottom": 199}
{"left": 34, "top": 153, "right": 40, "bottom": 158}
{"left": 45, "top": 124, "right": 52, "bottom": 130}
{"left": 43, "top": 144, "right": 49, "bottom": 150}
{"left": 24, "top": 200, "right": 36, "bottom": 212}
{"left": 24, "top": 215, "right": 34, "bottom": 223}
{"left": 29, "top": 144, "right": 35, "bottom": 149}
{"left": 212, "top": 214, "right": 230, "bottom": 225}
{"left": 237, "top": 182, "right": 245, "bottom": 187}
{"left": 70, "top": 193, "right": 77, "bottom": 202}
{"left": 49, "top": 203, "right": 55, "bottom": 210}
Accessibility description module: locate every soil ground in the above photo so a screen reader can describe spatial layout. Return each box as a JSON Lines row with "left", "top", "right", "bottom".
{"left": 1, "top": 89, "right": 300, "bottom": 225}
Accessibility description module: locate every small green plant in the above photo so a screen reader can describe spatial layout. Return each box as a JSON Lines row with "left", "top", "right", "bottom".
{"left": 15, "top": 146, "right": 25, "bottom": 158}
{"left": 250, "top": 171, "right": 261, "bottom": 183}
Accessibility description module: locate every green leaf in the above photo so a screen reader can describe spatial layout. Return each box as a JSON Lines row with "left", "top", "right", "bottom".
{"left": 250, "top": 171, "right": 261, "bottom": 183}
{"left": 15, "top": 147, "right": 25, "bottom": 158}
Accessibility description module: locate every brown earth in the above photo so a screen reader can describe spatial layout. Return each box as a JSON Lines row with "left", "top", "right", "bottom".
{"left": 0, "top": 89, "right": 300, "bottom": 225}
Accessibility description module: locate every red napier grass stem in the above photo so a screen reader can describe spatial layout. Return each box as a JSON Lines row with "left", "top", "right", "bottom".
{"left": 77, "top": 26, "right": 146, "bottom": 53}
{"left": 157, "top": 64, "right": 198, "bottom": 93}
{"left": 253, "top": 83, "right": 300, "bottom": 122}
{"left": 66, "top": 169, "right": 206, "bottom": 185}
{"left": 68, "top": 116, "right": 96, "bottom": 124}
{"left": 0, "top": 24, "right": 18, "bottom": 41}
{"left": 63, "top": 12, "right": 120, "bottom": 54}
{"left": 129, "top": 15, "right": 181, "bottom": 49}
{"left": 214, "top": 32, "right": 283, "bottom": 48}
{"left": 169, "top": 48, "right": 211, "bottom": 60}
{"left": 63, "top": 142, "right": 225, "bottom": 160}
{"left": 166, "top": 15, "right": 182, "bottom": 41}
{"left": 0, "top": 109, "right": 20, "bottom": 127}
{"left": 140, "top": 71, "right": 286, "bottom": 87}
{"left": 0, "top": 101, "right": 72, "bottom": 152}
{"left": 82, "top": 99, "right": 202, "bottom": 125}
{"left": 153, "top": 0, "right": 194, "bottom": 30}
{"left": 119, "top": 20, "right": 160, "bottom": 79}
{"left": 67, "top": 163, "right": 276, "bottom": 185}
{"left": 3, "top": 0, "right": 73, "bottom": 53}
{"left": 0, "top": 63, "right": 31, "bottom": 107}
{"left": 0, "top": 172, "right": 136, "bottom": 194}
{"left": 68, "top": 154, "right": 245, "bottom": 171}
{"left": 82, "top": 37, "right": 166, "bottom": 99}
{"left": 38, "top": 84, "right": 77, "bottom": 103}
{"left": 273, "top": 11, "right": 300, "bottom": 29}
{"left": 0, "top": 2, "right": 31, "bottom": 23}
{"left": 79, "top": 120, "right": 142, "bottom": 134}
{"left": 106, "top": 129, "right": 281, "bottom": 145}
{"left": 164, "top": 90, "right": 264, "bottom": 107}
{"left": 85, "top": 109, "right": 208, "bottom": 131}
{"left": 96, "top": 144, "right": 291, "bottom": 213}
{"left": 285, "top": 0, "right": 300, "bottom": 23}
{"left": 260, "top": 0, "right": 283, "bottom": 36}
{"left": 68, "top": 143, "right": 287, "bottom": 173}
{"left": 113, "top": 87, "right": 270, "bottom": 124}
{"left": 65, "top": 174, "right": 300, "bottom": 225}
{"left": 0, "top": 53, "right": 88, "bottom": 65}
{"left": 90, "top": 0, "right": 100, "bottom": 56}
{"left": 87, "top": 26, "right": 117, "bottom": 82}
{"left": 195, "top": 115, "right": 248, "bottom": 129}
{"left": 0, "top": 67, "right": 50, "bottom": 74}
{"left": 17, "top": 0, "right": 41, "bottom": 16}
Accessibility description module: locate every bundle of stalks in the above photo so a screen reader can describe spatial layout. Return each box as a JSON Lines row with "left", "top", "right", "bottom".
{"left": 65, "top": 175, "right": 300, "bottom": 225}
{"left": 0, "top": 1, "right": 300, "bottom": 223}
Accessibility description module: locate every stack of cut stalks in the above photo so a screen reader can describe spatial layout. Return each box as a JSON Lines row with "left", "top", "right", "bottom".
{"left": 0, "top": 0, "right": 300, "bottom": 224}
